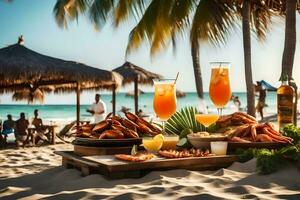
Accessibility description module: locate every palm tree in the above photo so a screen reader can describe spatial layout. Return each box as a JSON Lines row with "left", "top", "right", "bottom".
{"left": 53, "top": 0, "right": 274, "bottom": 116}
{"left": 280, "top": 0, "right": 298, "bottom": 125}
{"left": 233, "top": 0, "right": 275, "bottom": 117}
{"left": 54, "top": 0, "right": 237, "bottom": 100}
{"left": 241, "top": 0, "right": 255, "bottom": 116}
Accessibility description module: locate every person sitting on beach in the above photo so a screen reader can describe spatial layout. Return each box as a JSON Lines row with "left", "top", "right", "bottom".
{"left": 15, "top": 112, "right": 29, "bottom": 145}
{"left": 1, "top": 114, "right": 15, "bottom": 143}
{"left": 86, "top": 94, "right": 106, "bottom": 123}
{"left": 32, "top": 109, "right": 48, "bottom": 144}
{"left": 255, "top": 82, "right": 266, "bottom": 120}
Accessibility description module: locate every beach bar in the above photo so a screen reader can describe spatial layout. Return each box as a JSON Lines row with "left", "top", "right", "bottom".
{"left": 0, "top": 41, "right": 122, "bottom": 127}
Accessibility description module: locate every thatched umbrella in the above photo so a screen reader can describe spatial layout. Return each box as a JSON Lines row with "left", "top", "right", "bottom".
{"left": 113, "top": 61, "right": 163, "bottom": 114}
{"left": 0, "top": 40, "right": 122, "bottom": 126}
{"left": 12, "top": 88, "right": 52, "bottom": 104}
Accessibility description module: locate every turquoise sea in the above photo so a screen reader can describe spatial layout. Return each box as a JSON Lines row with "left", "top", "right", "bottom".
{"left": 0, "top": 92, "right": 277, "bottom": 122}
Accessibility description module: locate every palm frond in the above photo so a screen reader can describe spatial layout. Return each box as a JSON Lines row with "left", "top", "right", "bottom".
{"left": 190, "top": 0, "right": 237, "bottom": 48}
{"left": 126, "top": 0, "right": 195, "bottom": 56}
{"left": 53, "top": 0, "right": 90, "bottom": 28}
{"left": 89, "top": 0, "right": 115, "bottom": 30}
{"left": 250, "top": 3, "right": 273, "bottom": 41}
{"left": 114, "top": 0, "right": 147, "bottom": 27}
{"left": 126, "top": 0, "right": 165, "bottom": 55}
{"left": 165, "top": 107, "right": 205, "bottom": 135}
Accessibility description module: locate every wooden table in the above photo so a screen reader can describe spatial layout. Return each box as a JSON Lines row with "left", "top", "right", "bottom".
{"left": 55, "top": 151, "right": 238, "bottom": 178}
{"left": 27, "top": 125, "right": 57, "bottom": 145}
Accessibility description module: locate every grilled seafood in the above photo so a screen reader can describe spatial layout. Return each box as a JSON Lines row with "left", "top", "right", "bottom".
{"left": 93, "top": 121, "right": 109, "bottom": 132}
{"left": 158, "top": 149, "right": 210, "bottom": 159}
{"left": 219, "top": 113, "right": 293, "bottom": 144}
{"left": 124, "top": 111, "right": 139, "bottom": 122}
{"left": 99, "top": 130, "right": 124, "bottom": 139}
{"left": 115, "top": 152, "right": 154, "bottom": 162}
{"left": 76, "top": 111, "right": 162, "bottom": 139}
{"left": 217, "top": 112, "right": 257, "bottom": 128}
{"left": 121, "top": 118, "right": 139, "bottom": 131}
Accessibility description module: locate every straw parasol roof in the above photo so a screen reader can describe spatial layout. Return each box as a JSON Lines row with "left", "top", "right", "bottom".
{"left": 0, "top": 39, "right": 122, "bottom": 124}
{"left": 113, "top": 61, "right": 162, "bottom": 85}
{"left": 12, "top": 88, "right": 46, "bottom": 104}
{"left": 113, "top": 61, "right": 162, "bottom": 114}
{"left": 0, "top": 43, "right": 122, "bottom": 93}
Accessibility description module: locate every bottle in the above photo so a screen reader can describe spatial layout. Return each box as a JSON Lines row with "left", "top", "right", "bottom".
{"left": 277, "top": 74, "right": 295, "bottom": 129}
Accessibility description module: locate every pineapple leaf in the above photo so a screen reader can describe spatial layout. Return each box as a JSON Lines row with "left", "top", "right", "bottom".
{"left": 165, "top": 107, "right": 206, "bottom": 135}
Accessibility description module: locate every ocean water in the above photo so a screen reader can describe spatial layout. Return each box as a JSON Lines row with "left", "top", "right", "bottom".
{"left": 0, "top": 92, "right": 277, "bottom": 122}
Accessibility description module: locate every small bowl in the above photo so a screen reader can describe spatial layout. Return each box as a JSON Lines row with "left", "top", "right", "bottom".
{"left": 210, "top": 141, "right": 228, "bottom": 155}
{"left": 187, "top": 133, "right": 227, "bottom": 149}
{"left": 161, "top": 136, "right": 179, "bottom": 150}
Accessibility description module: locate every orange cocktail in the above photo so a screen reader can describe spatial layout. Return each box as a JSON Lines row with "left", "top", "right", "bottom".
{"left": 153, "top": 80, "right": 177, "bottom": 121}
{"left": 209, "top": 63, "right": 231, "bottom": 109}
{"left": 195, "top": 114, "right": 219, "bottom": 127}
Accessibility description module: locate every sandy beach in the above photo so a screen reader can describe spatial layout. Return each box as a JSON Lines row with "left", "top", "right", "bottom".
{"left": 0, "top": 143, "right": 299, "bottom": 200}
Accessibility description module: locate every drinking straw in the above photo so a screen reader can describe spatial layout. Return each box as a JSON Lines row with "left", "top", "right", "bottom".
{"left": 174, "top": 72, "right": 179, "bottom": 85}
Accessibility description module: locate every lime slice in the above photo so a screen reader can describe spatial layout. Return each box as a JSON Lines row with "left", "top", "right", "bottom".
{"left": 179, "top": 128, "right": 193, "bottom": 139}
{"left": 177, "top": 137, "right": 192, "bottom": 149}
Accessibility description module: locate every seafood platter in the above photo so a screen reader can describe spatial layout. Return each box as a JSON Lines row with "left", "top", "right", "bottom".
{"left": 54, "top": 111, "right": 293, "bottom": 178}
{"left": 72, "top": 111, "right": 162, "bottom": 156}
{"left": 216, "top": 112, "right": 292, "bottom": 149}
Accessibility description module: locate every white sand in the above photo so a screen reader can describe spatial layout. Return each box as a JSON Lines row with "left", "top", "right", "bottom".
{"left": 1, "top": 144, "right": 300, "bottom": 200}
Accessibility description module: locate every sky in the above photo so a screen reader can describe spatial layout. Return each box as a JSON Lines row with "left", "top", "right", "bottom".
{"left": 0, "top": 0, "right": 300, "bottom": 104}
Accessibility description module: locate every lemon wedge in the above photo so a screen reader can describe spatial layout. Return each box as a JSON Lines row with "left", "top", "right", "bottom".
{"left": 154, "top": 134, "right": 164, "bottom": 143}
{"left": 142, "top": 134, "right": 164, "bottom": 152}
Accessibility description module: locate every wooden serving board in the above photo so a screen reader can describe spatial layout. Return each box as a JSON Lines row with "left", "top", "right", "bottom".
{"left": 73, "top": 145, "right": 133, "bottom": 156}
{"left": 84, "top": 154, "right": 238, "bottom": 173}
{"left": 228, "top": 142, "right": 289, "bottom": 151}
{"left": 55, "top": 151, "right": 238, "bottom": 179}
{"left": 73, "top": 137, "right": 142, "bottom": 147}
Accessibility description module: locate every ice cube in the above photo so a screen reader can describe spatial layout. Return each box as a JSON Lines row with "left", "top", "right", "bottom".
{"left": 156, "top": 87, "right": 166, "bottom": 96}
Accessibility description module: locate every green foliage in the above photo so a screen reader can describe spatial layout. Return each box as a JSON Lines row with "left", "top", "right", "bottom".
{"left": 236, "top": 144, "right": 300, "bottom": 175}
{"left": 256, "top": 149, "right": 280, "bottom": 175}
{"left": 235, "top": 148, "right": 256, "bottom": 163}
{"left": 282, "top": 125, "right": 300, "bottom": 144}
{"left": 165, "top": 107, "right": 205, "bottom": 135}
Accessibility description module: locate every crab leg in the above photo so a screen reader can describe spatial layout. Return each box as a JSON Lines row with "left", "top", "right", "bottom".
{"left": 250, "top": 124, "right": 257, "bottom": 141}
{"left": 262, "top": 128, "right": 291, "bottom": 143}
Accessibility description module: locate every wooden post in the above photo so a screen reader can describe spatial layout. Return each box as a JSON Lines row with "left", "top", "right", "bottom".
{"left": 76, "top": 82, "right": 80, "bottom": 129}
{"left": 134, "top": 76, "right": 138, "bottom": 115}
{"left": 112, "top": 84, "right": 116, "bottom": 116}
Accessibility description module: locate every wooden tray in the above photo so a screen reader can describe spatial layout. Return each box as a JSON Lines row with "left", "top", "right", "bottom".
{"left": 228, "top": 142, "right": 289, "bottom": 151}
{"left": 73, "top": 137, "right": 142, "bottom": 147}
{"left": 55, "top": 151, "right": 238, "bottom": 179}
{"left": 73, "top": 145, "right": 133, "bottom": 156}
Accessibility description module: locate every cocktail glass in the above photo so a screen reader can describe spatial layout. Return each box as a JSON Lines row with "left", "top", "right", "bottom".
{"left": 209, "top": 62, "right": 231, "bottom": 116}
{"left": 195, "top": 113, "right": 219, "bottom": 130}
{"left": 153, "top": 79, "right": 177, "bottom": 133}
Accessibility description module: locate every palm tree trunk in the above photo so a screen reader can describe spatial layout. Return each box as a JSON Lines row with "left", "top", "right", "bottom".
{"left": 282, "top": 0, "right": 296, "bottom": 78}
{"left": 191, "top": 42, "right": 204, "bottom": 99}
{"left": 282, "top": 0, "right": 297, "bottom": 126}
{"left": 242, "top": 0, "right": 255, "bottom": 117}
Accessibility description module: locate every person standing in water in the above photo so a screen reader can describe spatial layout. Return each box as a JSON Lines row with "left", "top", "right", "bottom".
{"left": 255, "top": 81, "right": 267, "bottom": 120}
{"left": 86, "top": 94, "right": 106, "bottom": 123}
